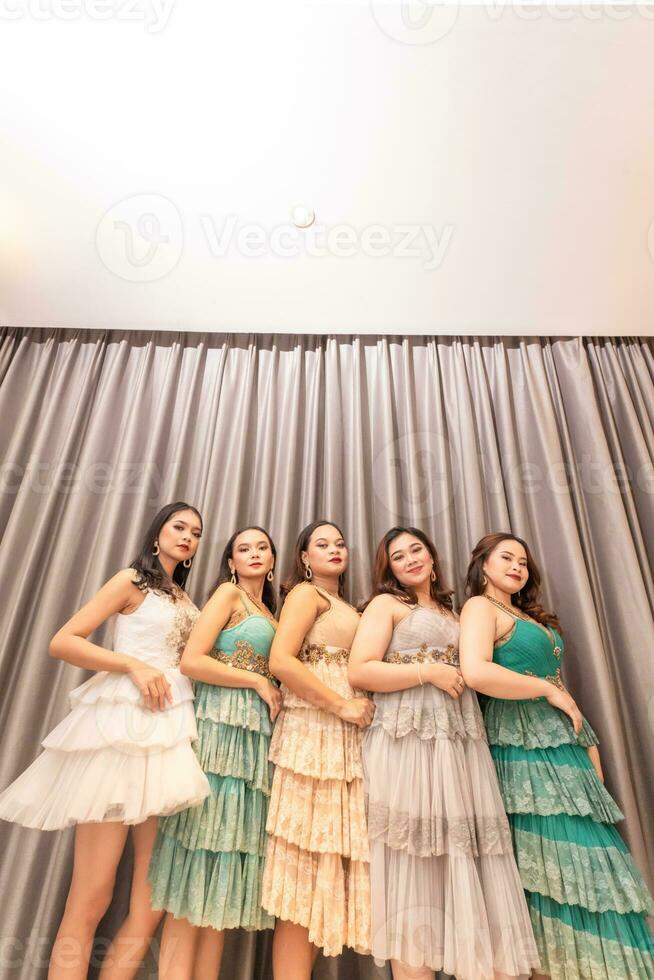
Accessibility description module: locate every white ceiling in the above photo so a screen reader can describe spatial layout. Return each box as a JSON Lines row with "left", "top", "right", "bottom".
{"left": 2, "top": 1, "right": 654, "bottom": 335}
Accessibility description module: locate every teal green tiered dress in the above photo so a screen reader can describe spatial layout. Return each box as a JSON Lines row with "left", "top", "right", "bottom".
{"left": 148, "top": 592, "right": 276, "bottom": 931}
{"left": 484, "top": 613, "right": 654, "bottom": 980}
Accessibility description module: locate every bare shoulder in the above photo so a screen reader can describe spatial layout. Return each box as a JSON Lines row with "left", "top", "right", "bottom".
{"left": 213, "top": 581, "right": 240, "bottom": 599}
{"left": 273, "top": 583, "right": 325, "bottom": 643}
{"left": 283, "top": 582, "right": 326, "bottom": 614}
{"left": 286, "top": 582, "right": 327, "bottom": 607}
{"left": 206, "top": 581, "right": 241, "bottom": 609}
{"left": 59, "top": 567, "right": 143, "bottom": 627}
{"left": 460, "top": 595, "right": 494, "bottom": 620}
{"left": 107, "top": 567, "right": 143, "bottom": 597}
{"left": 363, "top": 593, "right": 401, "bottom": 618}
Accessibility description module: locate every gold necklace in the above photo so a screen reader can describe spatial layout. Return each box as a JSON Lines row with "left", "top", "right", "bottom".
{"left": 485, "top": 594, "right": 561, "bottom": 656}
{"left": 316, "top": 584, "right": 356, "bottom": 609}
{"left": 169, "top": 582, "right": 185, "bottom": 602}
{"left": 484, "top": 594, "right": 529, "bottom": 620}
{"left": 238, "top": 585, "right": 276, "bottom": 622}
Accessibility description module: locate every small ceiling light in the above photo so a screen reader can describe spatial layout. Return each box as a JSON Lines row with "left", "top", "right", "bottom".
{"left": 290, "top": 205, "right": 315, "bottom": 228}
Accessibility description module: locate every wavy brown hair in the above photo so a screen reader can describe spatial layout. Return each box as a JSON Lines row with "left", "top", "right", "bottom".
{"left": 465, "top": 532, "right": 561, "bottom": 631}
{"left": 363, "top": 526, "right": 454, "bottom": 612}
{"left": 280, "top": 520, "right": 347, "bottom": 605}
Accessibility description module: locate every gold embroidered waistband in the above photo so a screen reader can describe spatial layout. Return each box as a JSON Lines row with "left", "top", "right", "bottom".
{"left": 387, "top": 642, "right": 459, "bottom": 667}
{"left": 298, "top": 642, "right": 349, "bottom": 666}
{"left": 210, "top": 639, "right": 274, "bottom": 681}
{"left": 526, "top": 667, "right": 565, "bottom": 691}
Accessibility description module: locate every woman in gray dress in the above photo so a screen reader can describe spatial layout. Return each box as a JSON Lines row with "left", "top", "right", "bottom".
{"left": 348, "top": 527, "right": 539, "bottom": 980}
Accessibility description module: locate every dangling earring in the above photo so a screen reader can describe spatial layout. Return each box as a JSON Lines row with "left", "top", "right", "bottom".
{"left": 230, "top": 570, "right": 237, "bottom": 584}
{"left": 304, "top": 564, "right": 313, "bottom": 581}
{"left": 430, "top": 567, "right": 436, "bottom": 583}
{"left": 152, "top": 541, "right": 160, "bottom": 557}
{"left": 482, "top": 574, "right": 488, "bottom": 588}
{"left": 183, "top": 558, "right": 192, "bottom": 568}
{"left": 267, "top": 569, "right": 274, "bottom": 582}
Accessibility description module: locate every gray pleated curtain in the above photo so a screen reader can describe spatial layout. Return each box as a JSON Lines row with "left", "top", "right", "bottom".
{"left": 0, "top": 327, "right": 652, "bottom": 980}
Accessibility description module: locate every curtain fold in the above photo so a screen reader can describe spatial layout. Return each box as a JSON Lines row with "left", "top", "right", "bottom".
{"left": 0, "top": 328, "right": 652, "bottom": 980}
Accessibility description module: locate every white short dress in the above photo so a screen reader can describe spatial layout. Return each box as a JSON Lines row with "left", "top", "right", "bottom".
{"left": 0, "top": 588, "right": 210, "bottom": 828}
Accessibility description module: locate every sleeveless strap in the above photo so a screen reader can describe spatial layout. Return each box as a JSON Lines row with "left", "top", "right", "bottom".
{"left": 313, "top": 585, "right": 334, "bottom": 607}
{"left": 237, "top": 589, "right": 251, "bottom": 615}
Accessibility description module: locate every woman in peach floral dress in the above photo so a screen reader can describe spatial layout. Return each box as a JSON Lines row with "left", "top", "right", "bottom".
{"left": 262, "top": 520, "right": 375, "bottom": 980}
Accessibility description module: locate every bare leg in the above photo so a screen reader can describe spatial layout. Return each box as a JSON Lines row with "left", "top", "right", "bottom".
{"left": 391, "top": 963, "right": 435, "bottom": 980}
{"left": 158, "top": 915, "right": 199, "bottom": 980}
{"left": 193, "top": 927, "right": 225, "bottom": 980}
{"left": 272, "top": 919, "right": 315, "bottom": 980}
{"left": 48, "top": 822, "right": 129, "bottom": 980}
{"left": 99, "top": 817, "right": 164, "bottom": 979}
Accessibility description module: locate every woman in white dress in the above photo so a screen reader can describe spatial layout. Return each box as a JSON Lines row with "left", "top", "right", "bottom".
{"left": 0, "top": 501, "right": 211, "bottom": 980}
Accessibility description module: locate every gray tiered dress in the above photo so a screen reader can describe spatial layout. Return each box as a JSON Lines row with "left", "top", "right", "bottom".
{"left": 362, "top": 606, "right": 540, "bottom": 980}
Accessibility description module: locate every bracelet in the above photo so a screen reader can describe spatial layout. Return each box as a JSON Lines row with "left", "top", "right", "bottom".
{"left": 417, "top": 663, "right": 424, "bottom": 686}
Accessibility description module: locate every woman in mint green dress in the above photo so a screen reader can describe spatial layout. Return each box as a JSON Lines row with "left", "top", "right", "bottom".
{"left": 148, "top": 526, "right": 282, "bottom": 980}
{"left": 460, "top": 532, "right": 654, "bottom": 980}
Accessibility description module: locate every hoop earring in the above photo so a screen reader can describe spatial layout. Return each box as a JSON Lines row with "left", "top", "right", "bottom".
{"left": 482, "top": 574, "right": 488, "bottom": 587}
{"left": 267, "top": 569, "right": 274, "bottom": 582}
{"left": 230, "top": 572, "right": 237, "bottom": 585}
{"left": 430, "top": 567, "right": 436, "bottom": 583}
{"left": 305, "top": 564, "right": 313, "bottom": 581}
{"left": 183, "top": 558, "right": 192, "bottom": 569}
{"left": 152, "top": 541, "right": 160, "bottom": 557}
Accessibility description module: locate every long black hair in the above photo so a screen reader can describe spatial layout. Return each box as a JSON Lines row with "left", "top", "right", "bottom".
{"left": 280, "top": 519, "right": 347, "bottom": 605}
{"left": 130, "top": 501, "right": 203, "bottom": 597}
{"left": 207, "top": 526, "right": 277, "bottom": 614}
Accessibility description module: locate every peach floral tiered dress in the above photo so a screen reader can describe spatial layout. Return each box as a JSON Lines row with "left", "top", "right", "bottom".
{"left": 262, "top": 584, "right": 371, "bottom": 956}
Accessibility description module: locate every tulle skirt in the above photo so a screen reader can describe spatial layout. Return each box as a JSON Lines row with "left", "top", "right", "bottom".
{"left": 363, "top": 685, "right": 540, "bottom": 979}
{"left": 148, "top": 681, "right": 274, "bottom": 931}
{"left": 262, "top": 657, "right": 371, "bottom": 956}
{"left": 0, "top": 668, "right": 210, "bottom": 828}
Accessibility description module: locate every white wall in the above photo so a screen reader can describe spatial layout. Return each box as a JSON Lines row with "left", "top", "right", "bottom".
{"left": 2, "top": 1, "right": 654, "bottom": 335}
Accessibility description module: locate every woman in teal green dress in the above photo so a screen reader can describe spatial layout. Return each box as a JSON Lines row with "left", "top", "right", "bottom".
{"left": 460, "top": 532, "right": 654, "bottom": 980}
{"left": 148, "top": 526, "right": 282, "bottom": 980}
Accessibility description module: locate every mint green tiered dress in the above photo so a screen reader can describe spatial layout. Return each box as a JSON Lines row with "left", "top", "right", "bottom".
{"left": 148, "top": 593, "right": 276, "bottom": 931}
{"left": 485, "top": 614, "right": 654, "bottom": 980}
